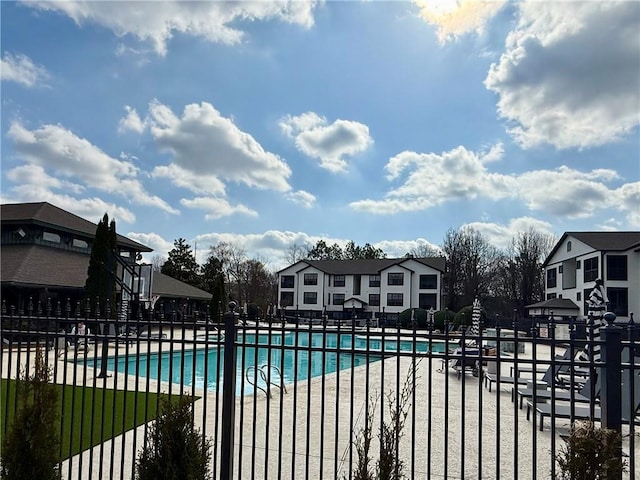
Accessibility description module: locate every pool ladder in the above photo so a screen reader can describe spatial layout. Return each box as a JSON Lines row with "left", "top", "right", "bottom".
{"left": 245, "top": 364, "right": 288, "bottom": 398}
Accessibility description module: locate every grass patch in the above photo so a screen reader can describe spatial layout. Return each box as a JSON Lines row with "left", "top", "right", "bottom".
{"left": 1, "top": 378, "right": 193, "bottom": 460}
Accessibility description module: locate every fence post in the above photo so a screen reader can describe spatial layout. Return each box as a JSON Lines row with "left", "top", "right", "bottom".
{"left": 220, "top": 301, "right": 239, "bottom": 480}
{"left": 600, "top": 312, "right": 622, "bottom": 433}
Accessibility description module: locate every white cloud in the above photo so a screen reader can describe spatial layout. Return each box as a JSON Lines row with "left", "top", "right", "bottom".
{"left": 7, "top": 121, "right": 178, "bottom": 214}
{"left": 126, "top": 232, "right": 174, "bottom": 257}
{"left": 138, "top": 100, "right": 292, "bottom": 193}
{"left": 464, "top": 217, "right": 555, "bottom": 250}
{"left": 1, "top": 52, "right": 50, "bottom": 87}
{"left": 118, "top": 106, "right": 145, "bottom": 134}
{"left": 280, "top": 112, "right": 373, "bottom": 173}
{"left": 613, "top": 182, "right": 640, "bottom": 227}
{"left": 180, "top": 197, "right": 258, "bottom": 221}
{"left": 485, "top": 1, "right": 640, "bottom": 149}
{"left": 375, "top": 239, "right": 443, "bottom": 258}
{"left": 350, "top": 144, "right": 636, "bottom": 223}
{"left": 6, "top": 164, "right": 84, "bottom": 194}
{"left": 286, "top": 190, "right": 316, "bottom": 208}
{"left": 27, "top": 1, "right": 318, "bottom": 56}
{"left": 414, "top": 0, "right": 507, "bottom": 44}
{"left": 382, "top": 144, "right": 512, "bottom": 205}
{"left": 2, "top": 166, "right": 137, "bottom": 224}
{"left": 152, "top": 164, "right": 226, "bottom": 196}
{"left": 516, "top": 167, "right": 619, "bottom": 219}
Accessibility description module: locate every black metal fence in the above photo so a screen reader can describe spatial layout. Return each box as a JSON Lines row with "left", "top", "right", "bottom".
{"left": 1, "top": 299, "right": 638, "bottom": 479}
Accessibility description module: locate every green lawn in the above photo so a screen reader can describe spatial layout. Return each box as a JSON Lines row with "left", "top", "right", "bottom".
{"left": 1, "top": 379, "right": 192, "bottom": 460}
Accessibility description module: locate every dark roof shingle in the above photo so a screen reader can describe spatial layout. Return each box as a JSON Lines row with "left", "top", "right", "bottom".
{"left": 288, "top": 257, "right": 446, "bottom": 275}
{"left": 544, "top": 231, "right": 640, "bottom": 265}
{"left": 1, "top": 244, "right": 90, "bottom": 288}
{"left": 1, "top": 202, "right": 152, "bottom": 252}
{"left": 1, "top": 244, "right": 211, "bottom": 301}
{"left": 151, "top": 272, "right": 212, "bottom": 300}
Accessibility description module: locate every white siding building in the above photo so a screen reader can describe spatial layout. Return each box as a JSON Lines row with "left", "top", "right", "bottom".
{"left": 541, "top": 231, "right": 640, "bottom": 322}
{"left": 277, "top": 257, "right": 446, "bottom": 323}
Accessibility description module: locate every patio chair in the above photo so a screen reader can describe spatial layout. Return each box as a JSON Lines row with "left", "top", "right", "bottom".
{"left": 518, "top": 375, "right": 599, "bottom": 410}
{"left": 527, "top": 373, "right": 640, "bottom": 431}
{"left": 484, "top": 351, "right": 575, "bottom": 393}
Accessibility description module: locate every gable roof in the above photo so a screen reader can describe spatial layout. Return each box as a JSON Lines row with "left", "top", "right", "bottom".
{"left": 1, "top": 244, "right": 211, "bottom": 301}
{"left": 282, "top": 257, "right": 446, "bottom": 275}
{"left": 544, "top": 231, "right": 640, "bottom": 266}
{"left": 151, "top": 272, "right": 212, "bottom": 301}
{"left": 1, "top": 202, "right": 152, "bottom": 252}
{"left": 526, "top": 298, "right": 580, "bottom": 310}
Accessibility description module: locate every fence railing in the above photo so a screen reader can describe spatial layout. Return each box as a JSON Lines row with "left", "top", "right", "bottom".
{"left": 0, "top": 299, "right": 638, "bottom": 479}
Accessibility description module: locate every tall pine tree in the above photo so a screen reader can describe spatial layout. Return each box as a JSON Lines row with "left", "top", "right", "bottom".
{"left": 85, "top": 213, "right": 117, "bottom": 316}
{"left": 161, "top": 239, "right": 200, "bottom": 287}
{"left": 201, "top": 255, "right": 226, "bottom": 320}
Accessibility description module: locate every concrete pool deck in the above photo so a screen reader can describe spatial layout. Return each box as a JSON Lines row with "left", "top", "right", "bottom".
{"left": 2, "top": 327, "right": 638, "bottom": 479}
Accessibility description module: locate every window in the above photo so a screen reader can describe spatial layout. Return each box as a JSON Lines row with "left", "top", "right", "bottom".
{"left": 281, "top": 275, "right": 294, "bottom": 288}
{"left": 546, "top": 293, "right": 557, "bottom": 300}
{"left": 72, "top": 238, "right": 88, "bottom": 249}
{"left": 607, "top": 255, "right": 627, "bottom": 281}
{"left": 42, "top": 231, "right": 60, "bottom": 243}
{"left": 332, "top": 293, "right": 345, "bottom": 305}
{"left": 583, "top": 257, "right": 599, "bottom": 283}
{"left": 280, "top": 292, "right": 294, "bottom": 307}
{"left": 334, "top": 275, "right": 345, "bottom": 287}
{"left": 558, "top": 265, "right": 563, "bottom": 274}
{"left": 577, "top": 260, "right": 581, "bottom": 269}
{"left": 419, "top": 293, "right": 436, "bottom": 310}
{"left": 369, "top": 275, "right": 380, "bottom": 287}
{"left": 368, "top": 294, "right": 380, "bottom": 306}
{"left": 567, "top": 241, "right": 572, "bottom": 252}
{"left": 607, "top": 287, "right": 628, "bottom": 316}
{"left": 546, "top": 268, "right": 557, "bottom": 288}
{"left": 576, "top": 292, "right": 581, "bottom": 301}
{"left": 582, "top": 289, "right": 591, "bottom": 313}
{"left": 388, "top": 273, "right": 404, "bottom": 286}
{"left": 353, "top": 275, "right": 361, "bottom": 295}
{"left": 304, "top": 273, "right": 318, "bottom": 285}
{"left": 419, "top": 274, "right": 437, "bottom": 289}
{"left": 303, "top": 292, "right": 318, "bottom": 304}
{"left": 387, "top": 293, "right": 403, "bottom": 306}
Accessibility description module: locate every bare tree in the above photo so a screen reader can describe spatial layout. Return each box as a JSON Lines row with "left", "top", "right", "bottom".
{"left": 498, "top": 228, "right": 557, "bottom": 317}
{"left": 243, "top": 258, "right": 278, "bottom": 315}
{"left": 441, "top": 227, "right": 500, "bottom": 312}
{"left": 151, "top": 254, "right": 166, "bottom": 272}
{"left": 406, "top": 242, "right": 441, "bottom": 258}
{"left": 208, "top": 242, "right": 263, "bottom": 306}
{"left": 284, "top": 242, "right": 310, "bottom": 265}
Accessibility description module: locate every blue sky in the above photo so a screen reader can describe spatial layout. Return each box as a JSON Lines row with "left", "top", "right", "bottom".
{"left": 2, "top": 0, "right": 639, "bottom": 270}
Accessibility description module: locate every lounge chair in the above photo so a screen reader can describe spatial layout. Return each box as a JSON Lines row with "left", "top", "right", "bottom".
{"left": 518, "top": 376, "right": 599, "bottom": 410}
{"left": 527, "top": 373, "right": 640, "bottom": 431}
{"left": 484, "top": 355, "right": 562, "bottom": 393}
{"left": 484, "top": 350, "right": 588, "bottom": 394}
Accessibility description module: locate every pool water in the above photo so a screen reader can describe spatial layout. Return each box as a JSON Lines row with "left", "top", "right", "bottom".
{"left": 87, "top": 332, "right": 444, "bottom": 395}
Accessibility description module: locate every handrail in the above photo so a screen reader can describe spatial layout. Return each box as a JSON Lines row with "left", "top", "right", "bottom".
{"left": 245, "top": 364, "right": 288, "bottom": 398}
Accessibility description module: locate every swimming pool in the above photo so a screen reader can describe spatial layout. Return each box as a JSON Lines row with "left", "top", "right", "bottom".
{"left": 87, "top": 332, "right": 445, "bottom": 395}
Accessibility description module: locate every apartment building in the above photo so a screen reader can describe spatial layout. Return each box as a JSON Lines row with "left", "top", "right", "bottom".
{"left": 277, "top": 257, "right": 445, "bottom": 322}
{"left": 542, "top": 231, "right": 640, "bottom": 321}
